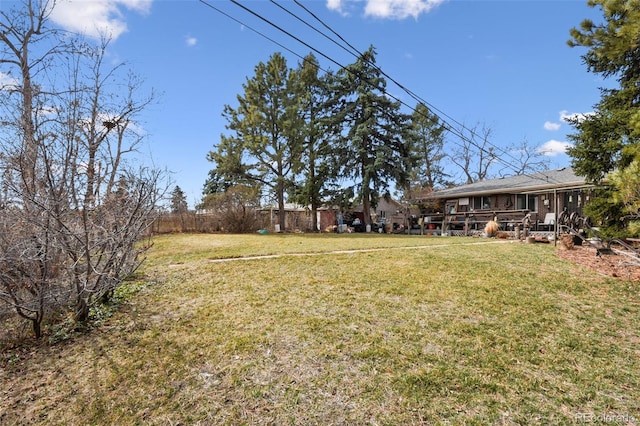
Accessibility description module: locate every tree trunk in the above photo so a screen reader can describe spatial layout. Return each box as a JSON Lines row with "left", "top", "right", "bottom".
{"left": 75, "top": 297, "right": 89, "bottom": 323}
{"left": 311, "top": 205, "right": 318, "bottom": 232}
{"left": 31, "top": 317, "right": 42, "bottom": 339}
{"left": 362, "top": 197, "right": 371, "bottom": 228}
{"left": 361, "top": 150, "right": 372, "bottom": 227}
{"left": 277, "top": 179, "right": 286, "bottom": 231}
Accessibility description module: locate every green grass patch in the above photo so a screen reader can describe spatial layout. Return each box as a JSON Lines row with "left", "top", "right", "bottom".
{"left": 2, "top": 234, "right": 639, "bottom": 425}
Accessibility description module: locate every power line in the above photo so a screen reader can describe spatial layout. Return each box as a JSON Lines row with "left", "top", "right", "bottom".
{"left": 286, "top": 1, "right": 529, "bottom": 173}
{"left": 292, "top": 0, "right": 363, "bottom": 60}
{"left": 269, "top": 0, "right": 362, "bottom": 61}
{"left": 198, "top": 0, "right": 556, "bottom": 183}
{"left": 267, "top": 1, "right": 536, "bottom": 177}
{"left": 196, "top": 0, "right": 305, "bottom": 63}
{"left": 227, "top": 0, "right": 347, "bottom": 72}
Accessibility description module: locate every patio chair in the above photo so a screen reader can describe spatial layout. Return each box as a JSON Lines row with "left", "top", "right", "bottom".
{"left": 537, "top": 213, "right": 556, "bottom": 231}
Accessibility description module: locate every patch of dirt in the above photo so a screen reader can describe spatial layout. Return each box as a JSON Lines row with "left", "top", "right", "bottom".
{"left": 555, "top": 244, "right": 640, "bottom": 282}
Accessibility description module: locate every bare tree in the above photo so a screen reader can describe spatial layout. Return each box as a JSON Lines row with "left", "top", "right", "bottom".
{"left": 0, "top": 0, "right": 166, "bottom": 337}
{"left": 200, "top": 185, "right": 262, "bottom": 233}
{"left": 449, "top": 122, "right": 497, "bottom": 184}
{"left": 499, "top": 138, "right": 550, "bottom": 177}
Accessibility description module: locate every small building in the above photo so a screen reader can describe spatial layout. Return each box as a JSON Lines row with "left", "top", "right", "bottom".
{"left": 413, "top": 168, "right": 596, "bottom": 236}
{"left": 352, "top": 196, "right": 407, "bottom": 232}
{"left": 258, "top": 203, "right": 337, "bottom": 232}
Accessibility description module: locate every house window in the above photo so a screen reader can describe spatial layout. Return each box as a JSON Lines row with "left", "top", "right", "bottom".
{"left": 473, "top": 196, "right": 491, "bottom": 210}
{"left": 379, "top": 210, "right": 386, "bottom": 219}
{"left": 516, "top": 194, "right": 538, "bottom": 212}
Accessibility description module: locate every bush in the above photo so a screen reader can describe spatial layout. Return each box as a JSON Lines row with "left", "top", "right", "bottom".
{"left": 200, "top": 186, "right": 262, "bottom": 233}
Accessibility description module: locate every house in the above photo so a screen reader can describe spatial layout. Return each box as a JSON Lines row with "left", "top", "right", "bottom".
{"left": 258, "top": 203, "right": 337, "bottom": 232}
{"left": 413, "top": 168, "right": 596, "bottom": 236}
{"left": 352, "top": 196, "right": 407, "bottom": 232}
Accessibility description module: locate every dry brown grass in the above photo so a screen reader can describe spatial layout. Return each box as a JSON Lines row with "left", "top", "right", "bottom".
{"left": 2, "top": 234, "right": 639, "bottom": 425}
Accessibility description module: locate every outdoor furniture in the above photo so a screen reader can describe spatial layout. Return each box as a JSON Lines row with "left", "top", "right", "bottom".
{"left": 537, "top": 213, "right": 556, "bottom": 231}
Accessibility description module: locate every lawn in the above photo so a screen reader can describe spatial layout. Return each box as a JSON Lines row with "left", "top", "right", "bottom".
{"left": 1, "top": 233, "right": 639, "bottom": 425}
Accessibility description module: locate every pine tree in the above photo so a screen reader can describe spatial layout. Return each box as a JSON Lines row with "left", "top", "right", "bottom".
{"left": 567, "top": 0, "right": 640, "bottom": 183}
{"left": 208, "top": 53, "right": 303, "bottom": 231}
{"left": 329, "top": 46, "right": 416, "bottom": 227}
{"left": 170, "top": 186, "right": 188, "bottom": 213}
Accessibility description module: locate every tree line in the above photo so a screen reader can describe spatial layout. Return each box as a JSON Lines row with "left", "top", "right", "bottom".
{"left": 202, "top": 48, "right": 549, "bottom": 231}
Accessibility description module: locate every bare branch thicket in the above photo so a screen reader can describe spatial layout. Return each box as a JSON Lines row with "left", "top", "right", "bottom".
{"left": 498, "top": 139, "right": 551, "bottom": 177}
{"left": 0, "top": 1, "right": 166, "bottom": 338}
{"left": 447, "top": 122, "right": 497, "bottom": 184}
{"left": 201, "top": 185, "right": 263, "bottom": 233}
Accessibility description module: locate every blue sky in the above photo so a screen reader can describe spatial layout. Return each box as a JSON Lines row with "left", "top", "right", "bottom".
{"left": 28, "top": 0, "right": 607, "bottom": 207}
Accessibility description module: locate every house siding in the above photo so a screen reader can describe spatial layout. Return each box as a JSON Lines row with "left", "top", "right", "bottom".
{"left": 414, "top": 168, "right": 595, "bottom": 236}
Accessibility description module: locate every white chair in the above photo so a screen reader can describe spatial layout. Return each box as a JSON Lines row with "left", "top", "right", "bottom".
{"left": 538, "top": 213, "right": 555, "bottom": 231}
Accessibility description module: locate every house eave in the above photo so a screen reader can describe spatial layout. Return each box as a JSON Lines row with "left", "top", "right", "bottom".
{"left": 426, "top": 181, "right": 595, "bottom": 200}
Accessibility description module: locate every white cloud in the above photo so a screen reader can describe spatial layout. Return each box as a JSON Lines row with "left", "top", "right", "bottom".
{"left": 326, "top": 0, "right": 348, "bottom": 15}
{"left": 0, "top": 72, "right": 19, "bottom": 91}
{"left": 367, "top": 0, "right": 445, "bottom": 19}
{"left": 186, "top": 36, "right": 198, "bottom": 47}
{"left": 50, "top": 0, "right": 152, "bottom": 40}
{"left": 559, "top": 109, "right": 594, "bottom": 124}
{"left": 544, "top": 121, "right": 561, "bottom": 131}
{"left": 328, "top": 0, "right": 445, "bottom": 19}
{"left": 537, "top": 139, "right": 573, "bottom": 157}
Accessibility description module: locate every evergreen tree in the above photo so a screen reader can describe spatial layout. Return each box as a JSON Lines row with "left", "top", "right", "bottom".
{"left": 208, "top": 53, "right": 303, "bottom": 231}
{"left": 170, "top": 186, "right": 188, "bottom": 213}
{"left": 567, "top": 0, "right": 640, "bottom": 183}
{"left": 290, "top": 54, "right": 337, "bottom": 231}
{"left": 202, "top": 170, "right": 233, "bottom": 197}
{"left": 567, "top": 0, "right": 640, "bottom": 236}
{"left": 329, "top": 46, "right": 416, "bottom": 227}
{"left": 407, "top": 103, "right": 450, "bottom": 191}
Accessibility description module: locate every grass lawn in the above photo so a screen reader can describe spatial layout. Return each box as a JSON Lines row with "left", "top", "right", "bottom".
{"left": 2, "top": 233, "right": 639, "bottom": 425}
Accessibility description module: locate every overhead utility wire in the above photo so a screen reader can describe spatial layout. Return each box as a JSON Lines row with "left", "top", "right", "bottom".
{"left": 265, "top": 1, "right": 533, "bottom": 178}
{"left": 293, "top": 0, "right": 363, "bottom": 59}
{"left": 288, "top": 1, "right": 561, "bottom": 184}
{"left": 288, "top": 1, "right": 527, "bottom": 173}
{"left": 269, "top": 0, "right": 362, "bottom": 61}
{"left": 226, "top": 0, "right": 350, "bottom": 74}
{"left": 200, "top": 0, "right": 553, "bottom": 182}
{"left": 196, "top": 0, "right": 304, "bottom": 62}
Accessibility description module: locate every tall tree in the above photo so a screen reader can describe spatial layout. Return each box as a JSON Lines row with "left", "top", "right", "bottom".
{"left": 566, "top": 0, "right": 640, "bottom": 236}
{"left": 290, "top": 53, "right": 336, "bottom": 231}
{"left": 566, "top": 0, "right": 640, "bottom": 183}
{"left": 0, "top": 0, "right": 61, "bottom": 197}
{"left": 330, "top": 46, "right": 415, "bottom": 227}
{"left": 208, "top": 52, "right": 303, "bottom": 231}
{"left": 449, "top": 122, "right": 497, "bottom": 184}
{"left": 170, "top": 185, "right": 188, "bottom": 213}
{"left": 407, "top": 103, "right": 450, "bottom": 191}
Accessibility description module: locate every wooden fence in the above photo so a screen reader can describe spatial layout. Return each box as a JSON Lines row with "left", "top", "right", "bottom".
{"left": 151, "top": 213, "right": 225, "bottom": 234}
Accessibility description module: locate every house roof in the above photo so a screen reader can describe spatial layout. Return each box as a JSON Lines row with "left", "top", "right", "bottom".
{"left": 257, "top": 203, "right": 335, "bottom": 212}
{"left": 353, "top": 196, "right": 403, "bottom": 212}
{"left": 423, "top": 168, "right": 592, "bottom": 200}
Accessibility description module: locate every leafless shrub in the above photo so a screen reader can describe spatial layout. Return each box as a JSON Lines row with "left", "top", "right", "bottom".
{"left": 201, "top": 186, "right": 262, "bottom": 233}
{"left": 0, "top": 1, "right": 167, "bottom": 338}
